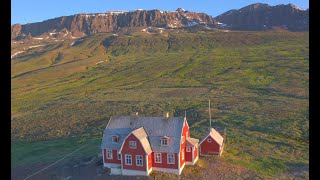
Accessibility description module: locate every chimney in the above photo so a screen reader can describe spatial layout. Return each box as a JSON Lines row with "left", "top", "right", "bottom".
{"left": 165, "top": 112, "right": 170, "bottom": 118}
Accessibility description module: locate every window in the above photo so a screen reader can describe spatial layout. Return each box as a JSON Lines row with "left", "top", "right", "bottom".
{"left": 182, "top": 149, "right": 185, "bottom": 160}
{"left": 117, "top": 151, "right": 121, "bottom": 160}
{"left": 181, "top": 136, "right": 185, "bottom": 144}
{"left": 167, "top": 153, "right": 175, "bottom": 164}
{"left": 129, "top": 141, "right": 136, "bottom": 149}
{"left": 107, "top": 150, "right": 113, "bottom": 159}
{"left": 112, "top": 136, "right": 119, "bottom": 143}
{"left": 186, "top": 147, "right": 191, "bottom": 152}
{"left": 161, "top": 138, "right": 168, "bottom": 146}
{"left": 155, "top": 153, "right": 162, "bottom": 163}
{"left": 136, "top": 155, "right": 143, "bottom": 166}
{"left": 125, "top": 154, "right": 132, "bottom": 165}
{"left": 207, "top": 139, "right": 212, "bottom": 143}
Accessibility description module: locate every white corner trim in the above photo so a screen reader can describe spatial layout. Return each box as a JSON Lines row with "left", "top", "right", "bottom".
{"left": 179, "top": 163, "right": 185, "bottom": 174}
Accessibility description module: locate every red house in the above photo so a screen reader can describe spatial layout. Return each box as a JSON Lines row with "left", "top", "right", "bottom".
{"left": 199, "top": 128, "right": 224, "bottom": 156}
{"left": 101, "top": 114, "right": 199, "bottom": 176}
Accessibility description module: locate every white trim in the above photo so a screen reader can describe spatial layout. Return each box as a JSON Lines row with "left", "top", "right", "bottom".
{"left": 192, "top": 147, "right": 194, "bottom": 161}
{"left": 145, "top": 154, "right": 148, "bottom": 172}
{"left": 117, "top": 150, "right": 121, "bottom": 160}
{"left": 177, "top": 152, "right": 180, "bottom": 171}
{"left": 184, "top": 117, "right": 190, "bottom": 130}
{"left": 178, "top": 117, "right": 188, "bottom": 159}
{"left": 118, "top": 127, "right": 150, "bottom": 155}
{"left": 161, "top": 138, "right": 169, "bottom": 146}
{"left": 125, "top": 154, "right": 132, "bottom": 165}
{"left": 136, "top": 155, "right": 143, "bottom": 166}
{"left": 200, "top": 134, "right": 211, "bottom": 144}
{"left": 193, "top": 155, "right": 199, "bottom": 164}
{"left": 112, "top": 135, "right": 119, "bottom": 143}
{"left": 182, "top": 149, "right": 185, "bottom": 160}
{"left": 167, "top": 153, "right": 175, "bottom": 164}
{"left": 179, "top": 163, "right": 185, "bottom": 174}
{"left": 154, "top": 152, "right": 162, "bottom": 163}
{"left": 118, "top": 133, "right": 134, "bottom": 153}
{"left": 200, "top": 132, "right": 223, "bottom": 146}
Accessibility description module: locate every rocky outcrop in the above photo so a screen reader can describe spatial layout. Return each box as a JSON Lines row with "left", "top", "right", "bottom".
{"left": 11, "top": 9, "right": 217, "bottom": 40}
{"left": 215, "top": 3, "right": 309, "bottom": 31}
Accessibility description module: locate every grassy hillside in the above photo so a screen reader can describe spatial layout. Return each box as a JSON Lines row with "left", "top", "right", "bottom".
{"left": 11, "top": 30, "right": 309, "bottom": 178}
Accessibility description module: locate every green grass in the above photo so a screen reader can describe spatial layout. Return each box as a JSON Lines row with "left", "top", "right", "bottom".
{"left": 11, "top": 30, "right": 309, "bottom": 178}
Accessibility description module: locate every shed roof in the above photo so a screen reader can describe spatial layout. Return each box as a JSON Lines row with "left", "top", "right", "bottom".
{"left": 200, "top": 128, "right": 224, "bottom": 146}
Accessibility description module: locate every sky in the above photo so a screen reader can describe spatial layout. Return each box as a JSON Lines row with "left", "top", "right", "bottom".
{"left": 11, "top": 0, "right": 309, "bottom": 25}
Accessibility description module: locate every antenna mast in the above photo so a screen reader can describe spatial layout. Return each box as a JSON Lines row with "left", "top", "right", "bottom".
{"left": 209, "top": 99, "right": 211, "bottom": 130}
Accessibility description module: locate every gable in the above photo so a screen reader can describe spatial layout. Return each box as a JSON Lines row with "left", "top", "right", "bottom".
{"left": 119, "top": 128, "right": 152, "bottom": 155}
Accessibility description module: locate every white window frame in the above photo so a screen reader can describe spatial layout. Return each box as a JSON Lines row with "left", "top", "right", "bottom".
{"left": 106, "top": 149, "right": 113, "bottom": 159}
{"left": 112, "top": 135, "right": 119, "bottom": 143}
{"left": 155, "top": 153, "right": 162, "bottom": 163}
{"left": 125, "top": 154, "right": 132, "bottom": 165}
{"left": 161, "top": 138, "right": 168, "bottom": 146}
{"left": 136, "top": 155, "right": 143, "bottom": 166}
{"left": 182, "top": 149, "right": 185, "bottom": 160}
{"left": 167, "top": 153, "right": 175, "bottom": 164}
{"left": 129, "top": 141, "right": 137, "bottom": 149}
{"left": 186, "top": 147, "right": 191, "bottom": 152}
{"left": 117, "top": 150, "right": 121, "bottom": 160}
{"left": 207, "top": 138, "right": 212, "bottom": 143}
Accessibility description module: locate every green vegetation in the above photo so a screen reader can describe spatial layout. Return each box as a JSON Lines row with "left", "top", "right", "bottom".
{"left": 11, "top": 30, "right": 309, "bottom": 178}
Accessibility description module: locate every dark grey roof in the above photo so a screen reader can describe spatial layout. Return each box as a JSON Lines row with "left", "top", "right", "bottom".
{"left": 101, "top": 116, "right": 185, "bottom": 153}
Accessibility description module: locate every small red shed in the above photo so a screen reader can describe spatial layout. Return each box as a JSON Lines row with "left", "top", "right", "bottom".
{"left": 199, "top": 128, "right": 224, "bottom": 156}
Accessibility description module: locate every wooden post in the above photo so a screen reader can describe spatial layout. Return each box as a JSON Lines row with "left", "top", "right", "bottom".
{"left": 209, "top": 99, "right": 211, "bottom": 131}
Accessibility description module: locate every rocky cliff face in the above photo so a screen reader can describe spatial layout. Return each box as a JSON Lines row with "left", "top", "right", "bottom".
{"left": 215, "top": 3, "right": 309, "bottom": 31}
{"left": 11, "top": 9, "right": 216, "bottom": 40}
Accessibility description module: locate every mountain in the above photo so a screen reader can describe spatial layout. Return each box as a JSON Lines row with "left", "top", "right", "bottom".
{"left": 215, "top": 3, "right": 309, "bottom": 31}
{"left": 11, "top": 3, "right": 309, "bottom": 41}
{"left": 11, "top": 8, "right": 216, "bottom": 40}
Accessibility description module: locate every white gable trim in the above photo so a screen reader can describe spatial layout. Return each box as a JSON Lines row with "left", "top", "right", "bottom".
{"left": 199, "top": 134, "right": 211, "bottom": 144}
{"left": 118, "top": 128, "right": 152, "bottom": 155}
{"left": 178, "top": 117, "right": 188, "bottom": 157}
{"left": 199, "top": 134, "right": 222, "bottom": 146}
{"left": 184, "top": 117, "right": 190, "bottom": 130}
{"left": 118, "top": 132, "right": 133, "bottom": 154}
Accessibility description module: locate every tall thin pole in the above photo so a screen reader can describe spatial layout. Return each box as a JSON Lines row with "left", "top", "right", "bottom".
{"left": 209, "top": 99, "right": 211, "bottom": 130}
